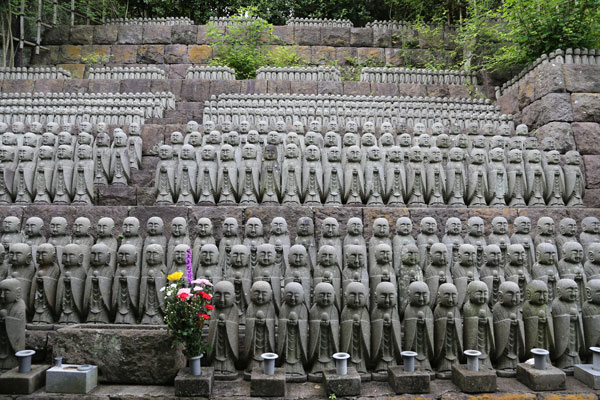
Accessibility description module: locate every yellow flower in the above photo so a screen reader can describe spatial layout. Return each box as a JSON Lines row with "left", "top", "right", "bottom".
{"left": 167, "top": 271, "right": 184, "bottom": 281}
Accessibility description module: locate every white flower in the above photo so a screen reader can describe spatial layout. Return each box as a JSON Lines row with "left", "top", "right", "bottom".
{"left": 160, "top": 287, "right": 166, "bottom": 292}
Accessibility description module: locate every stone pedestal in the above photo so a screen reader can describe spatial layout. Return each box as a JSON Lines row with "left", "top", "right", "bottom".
{"left": 324, "top": 367, "right": 361, "bottom": 397}
{"left": 174, "top": 367, "right": 214, "bottom": 397}
{"left": 387, "top": 365, "right": 430, "bottom": 394}
{"left": 516, "top": 362, "right": 566, "bottom": 391}
{"left": 574, "top": 364, "right": 600, "bottom": 389}
{"left": 451, "top": 365, "right": 496, "bottom": 393}
{"left": 0, "top": 364, "right": 50, "bottom": 394}
{"left": 250, "top": 367, "right": 286, "bottom": 397}
{"left": 46, "top": 364, "right": 98, "bottom": 394}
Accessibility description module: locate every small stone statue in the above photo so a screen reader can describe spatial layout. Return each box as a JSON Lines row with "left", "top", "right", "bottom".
{"left": 197, "top": 244, "right": 222, "bottom": 284}
{"left": 492, "top": 281, "right": 525, "bottom": 377}
{"left": 558, "top": 242, "right": 586, "bottom": 308}
{"left": 397, "top": 243, "right": 422, "bottom": 317}
{"left": 368, "top": 218, "right": 391, "bottom": 272}
{"left": 7, "top": 243, "right": 35, "bottom": 314}
{"left": 244, "top": 281, "right": 277, "bottom": 378}
{"left": 224, "top": 244, "right": 251, "bottom": 318}
{"left": 585, "top": 243, "right": 600, "bottom": 280}
{"left": 56, "top": 244, "right": 87, "bottom": 324}
{"left": 582, "top": 279, "right": 600, "bottom": 359}
{"left": 139, "top": 244, "right": 166, "bottom": 324}
{"left": 23, "top": 216, "right": 45, "bottom": 256}
{"left": 192, "top": 218, "right": 215, "bottom": 265}
{"left": 511, "top": 216, "right": 535, "bottom": 272}
{"left": 556, "top": 218, "right": 578, "bottom": 260}
{"left": 96, "top": 217, "right": 118, "bottom": 271}
{"left": 523, "top": 280, "right": 554, "bottom": 363}
{"left": 370, "top": 281, "right": 402, "bottom": 379}
{"left": 110, "top": 131, "right": 131, "bottom": 184}
{"left": 433, "top": 283, "right": 462, "bottom": 378}
{"left": 451, "top": 244, "right": 480, "bottom": 307}
{"left": 340, "top": 281, "right": 371, "bottom": 380}
{"left": 83, "top": 243, "right": 114, "bottom": 324}
{"left": 314, "top": 245, "right": 342, "bottom": 310}
{"left": 207, "top": 281, "right": 239, "bottom": 380}
{"left": 112, "top": 244, "right": 140, "bottom": 324}
{"left": 393, "top": 217, "right": 415, "bottom": 271}
{"left": 167, "top": 217, "right": 190, "bottom": 272}
{"left": 532, "top": 243, "right": 560, "bottom": 302}
{"left": 30, "top": 243, "right": 60, "bottom": 324}
{"left": 343, "top": 145, "right": 364, "bottom": 205}
{"left": 34, "top": 146, "right": 55, "bottom": 203}
{"left": 369, "top": 244, "right": 395, "bottom": 307}
{"left": 488, "top": 217, "right": 510, "bottom": 266}
{"left": 403, "top": 281, "right": 434, "bottom": 372}
{"left": 0, "top": 278, "right": 26, "bottom": 369}
{"left": 463, "top": 281, "right": 495, "bottom": 369}
{"left": 442, "top": 218, "right": 463, "bottom": 267}
{"left": 424, "top": 243, "right": 451, "bottom": 308}
{"left": 563, "top": 151, "right": 585, "bottom": 207}
{"left": 285, "top": 245, "right": 312, "bottom": 308}
{"left": 176, "top": 145, "right": 198, "bottom": 205}
{"left": 464, "top": 217, "right": 486, "bottom": 268}
{"left": 1, "top": 216, "right": 22, "bottom": 251}
{"left": 277, "top": 282, "right": 309, "bottom": 382}
{"left": 154, "top": 145, "right": 176, "bottom": 205}
{"left": 127, "top": 123, "right": 143, "bottom": 170}
{"left": 534, "top": 217, "right": 556, "bottom": 249}
{"left": 552, "top": 278, "right": 584, "bottom": 373}
{"left": 504, "top": 244, "right": 530, "bottom": 296}
{"left": 238, "top": 144, "right": 260, "bottom": 204}
{"left": 580, "top": 217, "right": 600, "bottom": 259}
{"left": 417, "top": 217, "right": 440, "bottom": 270}
{"left": 479, "top": 245, "right": 505, "bottom": 307}
{"left": 296, "top": 217, "right": 317, "bottom": 269}
{"left": 308, "top": 282, "right": 340, "bottom": 381}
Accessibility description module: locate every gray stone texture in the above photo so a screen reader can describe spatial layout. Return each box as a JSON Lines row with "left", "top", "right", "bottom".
{"left": 117, "top": 26, "right": 143, "bottom": 44}
{"left": 574, "top": 364, "right": 600, "bottom": 389}
{"left": 70, "top": 26, "right": 94, "bottom": 45}
{"left": 136, "top": 45, "right": 164, "bottom": 64}
{"left": 171, "top": 25, "right": 198, "bottom": 44}
{"left": 350, "top": 28, "right": 373, "bottom": 47}
{"left": 43, "top": 26, "right": 70, "bottom": 45}
{"left": 324, "top": 368, "right": 361, "bottom": 397}
{"left": 143, "top": 26, "right": 172, "bottom": 44}
{"left": 534, "top": 122, "right": 576, "bottom": 153}
{"left": 572, "top": 93, "right": 600, "bottom": 123}
{"left": 516, "top": 363, "right": 566, "bottom": 391}
{"left": 272, "top": 26, "right": 294, "bottom": 45}
{"left": 564, "top": 64, "right": 600, "bottom": 93}
{"left": 0, "top": 364, "right": 49, "bottom": 394}
{"left": 372, "top": 27, "right": 392, "bottom": 47}
{"left": 96, "top": 185, "right": 136, "bottom": 206}
{"left": 46, "top": 365, "right": 98, "bottom": 394}
{"left": 94, "top": 25, "right": 119, "bottom": 44}
{"left": 451, "top": 365, "right": 496, "bottom": 393}
{"left": 249, "top": 368, "right": 286, "bottom": 397}
{"left": 522, "top": 93, "right": 573, "bottom": 128}
{"left": 174, "top": 367, "right": 214, "bottom": 397}
{"left": 294, "top": 26, "right": 321, "bottom": 46}
{"left": 321, "top": 27, "right": 351, "bottom": 47}
{"left": 572, "top": 122, "right": 600, "bottom": 155}
{"left": 387, "top": 366, "right": 430, "bottom": 394}
{"left": 584, "top": 155, "right": 600, "bottom": 188}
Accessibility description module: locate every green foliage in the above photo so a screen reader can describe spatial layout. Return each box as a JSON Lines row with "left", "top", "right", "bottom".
{"left": 267, "top": 46, "right": 308, "bottom": 68}
{"left": 81, "top": 53, "right": 109, "bottom": 65}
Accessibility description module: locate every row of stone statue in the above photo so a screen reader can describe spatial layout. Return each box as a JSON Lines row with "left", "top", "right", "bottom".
{"left": 185, "top": 66, "right": 237, "bottom": 81}
{"left": 256, "top": 67, "right": 341, "bottom": 82}
{"left": 360, "top": 67, "right": 478, "bottom": 85}
{"left": 365, "top": 20, "right": 412, "bottom": 29}
{"left": 208, "top": 16, "right": 265, "bottom": 27}
{"left": 0, "top": 67, "right": 71, "bottom": 80}
{"left": 0, "top": 108, "right": 146, "bottom": 128}
{"left": 285, "top": 17, "right": 353, "bottom": 27}
{"left": 499, "top": 48, "right": 600, "bottom": 97}
{"left": 104, "top": 17, "right": 194, "bottom": 25}
{"left": 87, "top": 66, "right": 167, "bottom": 80}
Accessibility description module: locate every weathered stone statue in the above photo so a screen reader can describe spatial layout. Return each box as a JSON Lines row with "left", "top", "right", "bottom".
{"left": 110, "top": 131, "right": 131, "bottom": 185}
{"left": 444, "top": 147, "right": 467, "bottom": 206}
{"left": 96, "top": 217, "right": 118, "bottom": 271}
{"left": 506, "top": 149, "right": 527, "bottom": 206}
{"left": 23, "top": 217, "right": 45, "bottom": 256}
{"left": 281, "top": 144, "right": 302, "bottom": 204}
{"left": 522, "top": 280, "right": 554, "bottom": 363}
{"left": 479, "top": 245, "right": 505, "bottom": 307}
{"left": 534, "top": 217, "right": 557, "bottom": 249}
{"left": 71, "top": 145, "right": 94, "bottom": 205}
{"left": 30, "top": 243, "right": 60, "bottom": 324}
{"left": 343, "top": 145, "right": 364, "bottom": 205}
{"left": 342, "top": 244, "right": 369, "bottom": 299}
{"left": 176, "top": 145, "right": 198, "bottom": 205}
{"left": 369, "top": 244, "right": 395, "bottom": 307}
{"left": 442, "top": 218, "right": 463, "bottom": 267}
{"left": 166, "top": 217, "right": 190, "bottom": 271}
{"left": 13, "top": 146, "right": 35, "bottom": 204}
{"left": 197, "top": 244, "right": 222, "bottom": 284}
{"left": 340, "top": 281, "right": 371, "bottom": 380}
{"left": 127, "top": 123, "right": 143, "bottom": 170}
{"left": 532, "top": 243, "right": 560, "bottom": 302}
{"left": 259, "top": 145, "right": 281, "bottom": 205}
{"left": 559, "top": 242, "right": 586, "bottom": 308}
{"left": 217, "top": 144, "right": 238, "bottom": 205}
{"left": 417, "top": 217, "right": 440, "bottom": 269}
{"left": 556, "top": 218, "right": 578, "bottom": 260}
{"left": 487, "top": 147, "right": 508, "bottom": 206}
{"left": 582, "top": 279, "right": 600, "bottom": 360}
{"left": 385, "top": 146, "right": 406, "bottom": 206}
{"left": 314, "top": 245, "right": 343, "bottom": 310}
{"left": 403, "top": 281, "right": 434, "bottom": 372}
{"left": 504, "top": 244, "right": 530, "bottom": 297}
{"left": 0, "top": 278, "right": 26, "bottom": 369}
{"left": 406, "top": 146, "right": 427, "bottom": 206}
{"left": 450, "top": 243, "right": 480, "bottom": 308}
{"left": 492, "top": 281, "right": 525, "bottom": 377}
{"left": 307, "top": 282, "right": 339, "bottom": 381}
{"left": 139, "top": 244, "right": 166, "bottom": 324}
{"left": 463, "top": 281, "right": 495, "bottom": 369}
{"left": 464, "top": 217, "right": 486, "bottom": 268}
{"left": 425, "top": 146, "right": 445, "bottom": 206}
{"left": 433, "top": 283, "right": 462, "bottom": 378}
{"left": 488, "top": 217, "right": 510, "bottom": 266}
{"left": 154, "top": 145, "right": 176, "bottom": 205}
{"left": 585, "top": 243, "right": 600, "bottom": 280}
{"left": 34, "top": 146, "right": 55, "bottom": 203}
{"left": 1, "top": 217, "right": 22, "bottom": 252}
{"left": 238, "top": 144, "right": 260, "bottom": 205}
{"left": 93, "top": 131, "right": 111, "bottom": 185}
{"left": 511, "top": 216, "right": 535, "bottom": 272}
{"left": 370, "top": 281, "right": 402, "bottom": 380}
{"left": 393, "top": 217, "right": 415, "bottom": 271}
{"left": 83, "top": 243, "right": 114, "bottom": 324}
{"left": 395, "top": 243, "right": 421, "bottom": 317}
{"left": 296, "top": 217, "right": 317, "bottom": 269}
{"left": 302, "top": 145, "right": 323, "bottom": 205}
{"left": 7, "top": 243, "right": 35, "bottom": 314}
{"left": 563, "top": 150, "right": 585, "bottom": 207}
{"left": 277, "top": 282, "right": 309, "bottom": 381}
{"left": 244, "top": 281, "right": 277, "bottom": 378}
{"left": 207, "top": 281, "right": 239, "bottom": 380}
{"left": 192, "top": 217, "right": 214, "bottom": 264}
{"left": 580, "top": 217, "right": 600, "bottom": 260}
{"left": 112, "top": 244, "right": 140, "bottom": 324}
{"left": 552, "top": 278, "right": 584, "bottom": 373}
{"left": 424, "top": 243, "right": 451, "bottom": 308}
{"left": 56, "top": 244, "right": 87, "bottom": 324}
{"left": 197, "top": 145, "right": 218, "bottom": 205}
{"left": 368, "top": 218, "right": 391, "bottom": 271}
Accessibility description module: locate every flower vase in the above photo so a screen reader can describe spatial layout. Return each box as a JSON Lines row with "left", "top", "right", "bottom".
{"left": 188, "top": 355, "right": 203, "bottom": 376}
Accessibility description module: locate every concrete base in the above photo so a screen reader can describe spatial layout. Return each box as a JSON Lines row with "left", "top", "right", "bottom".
{"left": 324, "top": 367, "right": 361, "bottom": 397}
{"left": 574, "top": 364, "right": 600, "bottom": 389}
{"left": 516, "top": 362, "right": 566, "bottom": 391}
{"left": 451, "top": 365, "right": 496, "bottom": 393}
{"left": 46, "top": 364, "right": 98, "bottom": 394}
{"left": 250, "top": 367, "right": 286, "bottom": 397}
{"left": 174, "top": 367, "right": 213, "bottom": 397}
{"left": 0, "top": 364, "right": 50, "bottom": 394}
{"left": 387, "top": 365, "right": 431, "bottom": 394}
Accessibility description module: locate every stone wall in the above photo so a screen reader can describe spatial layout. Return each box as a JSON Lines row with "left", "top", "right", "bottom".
{"left": 497, "top": 63, "right": 600, "bottom": 207}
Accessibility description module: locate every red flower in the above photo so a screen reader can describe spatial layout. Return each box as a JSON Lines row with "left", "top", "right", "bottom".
{"left": 177, "top": 292, "right": 190, "bottom": 301}
{"left": 198, "top": 313, "right": 210, "bottom": 320}
{"left": 205, "top": 304, "right": 215, "bottom": 310}
{"left": 199, "top": 291, "right": 212, "bottom": 300}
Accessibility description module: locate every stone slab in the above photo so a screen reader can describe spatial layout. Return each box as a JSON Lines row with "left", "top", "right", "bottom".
{"left": 451, "top": 364, "right": 496, "bottom": 393}
{"left": 572, "top": 122, "right": 600, "bottom": 155}
{"left": 572, "top": 93, "right": 600, "bottom": 123}
{"left": 0, "top": 364, "right": 49, "bottom": 394}
{"left": 564, "top": 64, "right": 600, "bottom": 93}
{"left": 516, "top": 362, "right": 566, "bottom": 391}
{"left": 250, "top": 368, "right": 286, "bottom": 397}
{"left": 387, "top": 365, "right": 430, "bottom": 394}
{"left": 46, "top": 364, "right": 98, "bottom": 394}
{"left": 174, "top": 367, "right": 213, "bottom": 397}
{"left": 574, "top": 364, "right": 600, "bottom": 389}
{"left": 324, "top": 367, "right": 361, "bottom": 397}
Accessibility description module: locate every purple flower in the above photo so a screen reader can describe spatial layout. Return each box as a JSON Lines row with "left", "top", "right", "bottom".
{"left": 186, "top": 248, "right": 194, "bottom": 284}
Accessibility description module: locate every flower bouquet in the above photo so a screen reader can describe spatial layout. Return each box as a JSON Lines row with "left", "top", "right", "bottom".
{"left": 162, "top": 249, "right": 213, "bottom": 375}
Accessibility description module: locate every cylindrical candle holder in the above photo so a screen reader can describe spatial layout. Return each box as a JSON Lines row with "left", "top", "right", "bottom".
{"left": 261, "top": 353, "right": 278, "bottom": 376}
{"left": 531, "top": 348, "right": 549, "bottom": 370}
{"left": 401, "top": 351, "right": 418, "bottom": 373}
{"left": 15, "top": 350, "right": 36, "bottom": 373}
{"left": 333, "top": 352, "right": 350, "bottom": 375}
{"left": 464, "top": 350, "right": 481, "bottom": 372}
{"left": 54, "top": 357, "right": 63, "bottom": 368}
{"left": 590, "top": 346, "right": 600, "bottom": 371}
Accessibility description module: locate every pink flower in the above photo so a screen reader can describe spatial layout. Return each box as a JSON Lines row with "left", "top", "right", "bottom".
{"left": 193, "top": 286, "right": 203, "bottom": 292}
{"left": 191, "top": 278, "right": 212, "bottom": 286}
{"left": 177, "top": 288, "right": 191, "bottom": 300}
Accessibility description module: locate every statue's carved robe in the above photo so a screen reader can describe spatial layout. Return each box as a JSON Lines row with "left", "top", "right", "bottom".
{"left": 385, "top": 161, "right": 406, "bottom": 206}
{"left": 583, "top": 301, "right": 600, "bottom": 361}
{"left": 207, "top": 304, "right": 239, "bottom": 377}
{"left": 139, "top": 263, "right": 167, "bottom": 324}
{"left": 371, "top": 306, "right": 402, "bottom": 373}
{"left": 281, "top": 157, "right": 302, "bottom": 204}
{"left": 197, "top": 158, "right": 218, "bottom": 205}
{"left": 244, "top": 302, "right": 276, "bottom": 372}
{"left": 343, "top": 161, "right": 364, "bottom": 204}
{"left": 112, "top": 264, "right": 140, "bottom": 324}
{"left": 93, "top": 142, "right": 111, "bottom": 185}
{"left": 340, "top": 305, "right": 370, "bottom": 375}
{"left": 0, "top": 163, "right": 15, "bottom": 203}
{"left": 30, "top": 264, "right": 60, "bottom": 324}
{"left": 277, "top": 303, "right": 309, "bottom": 378}
{"left": 480, "top": 265, "right": 505, "bottom": 307}
{"left": 217, "top": 160, "right": 238, "bottom": 204}
{"left": 445, "top": 161, "right": 466, "bottom": 206}
{"left": 52, "top": 159, "right": 73, "bottom": 204}
{"left": 13, "top": 159, "right": 36, "bottom": 204}
{"left": 308, "top": 303, "right": 339, "bottom": 376}
{"left": 33, "top": 158, "right": 54, "bottom": 203}
{"left": 127, "top": 135, "right": 143, "bottom": 170}
{"left": 523, "top": 302, "right": 554, "bottom": 361}
{"left": 563, "top": 164, "right": 585, "bottom": 207}
{"left": 83, "top": 264, "right": 114, "bottom": 324}
{"left": 552, "top": 298, "right": 584, "bottom": 370}
{"left": 424, "top": 264, "right": 453, "bottom": 308}
{"left": 0, "top": 298, "right": 26, "bottom": 369}
{"left": 176, "top": 159, "right": 197, "bottom": 205}
{"left": 324, "top": 160, "right": 343, "bottom": 205}
{"left": 433, "top": 305, "right": 463, "bottom": 374}
{"left": 488, "top": 161, "right": 508, "bottom": 206}
{"left": 506, "top": 161, "right": 527, "bottom": 206}
{"left": 492, "top": 304, "right": 525, "bottom": 372}
{"left": 260, "top": 158, "right": 281, "bottom": 205}
{"left": 110, "top": 145, "right": 131, "bottom": 185}
{"left": 71, "top": 159, "right": 94, "bottom": 205}
{"left": 451, "top": 263, "right": 480, "bottom": 307}
{"left": 403, "top": 305, "right": 434, "bottom": 371}
{"left": 463, "top": 302, "right": 495, "bottom": 369}
{"left": 6, "top": 263, "right": 35, "bottom": 314}
{"left": 154, "top": 159, "right": 176, "bottom": 204}
{"left": 56, "top": 265, "right": 87, "bottom": 324}
{"left": 442, "top": 234, "right": 464, "bottom": 268}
